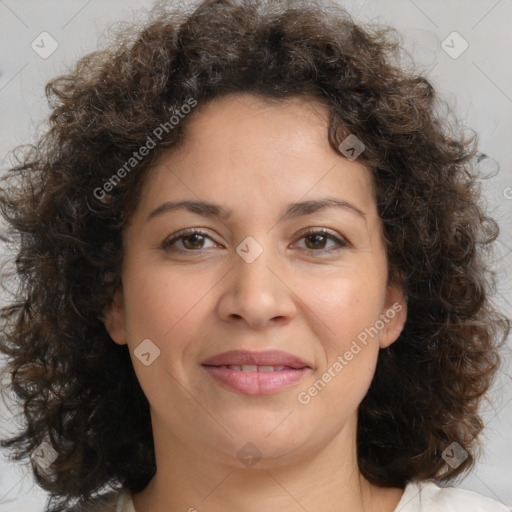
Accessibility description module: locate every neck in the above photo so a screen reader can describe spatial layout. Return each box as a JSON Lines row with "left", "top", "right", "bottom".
{"left": 132, "top": 412, "right": 404, "bottom": 512}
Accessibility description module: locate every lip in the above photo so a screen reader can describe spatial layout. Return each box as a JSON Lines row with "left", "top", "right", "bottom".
{"left": 202, "top": 366, "right": 310, "bottom": 395}
{"left": 201, "top": 349, "right": 312, "bottom": 396}
{"left": 201, "top": 349, "right": 311, "bottom": 369}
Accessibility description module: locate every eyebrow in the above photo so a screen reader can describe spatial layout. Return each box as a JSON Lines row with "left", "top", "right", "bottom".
{"left": 146, "top": 197, "right": 366, "bottom": 223}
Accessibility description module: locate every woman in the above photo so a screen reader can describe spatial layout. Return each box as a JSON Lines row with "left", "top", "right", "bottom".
{"left": 0, "top": 0, "right": 510, "bottom": 511}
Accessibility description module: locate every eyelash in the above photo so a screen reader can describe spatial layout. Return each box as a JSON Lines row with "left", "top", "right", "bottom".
{"left": 161, "top": 228, "right": 348, "bottom": 255}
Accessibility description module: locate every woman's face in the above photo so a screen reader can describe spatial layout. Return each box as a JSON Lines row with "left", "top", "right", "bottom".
{"left": 105, "top": 93, "right": 407, "bottom": 468}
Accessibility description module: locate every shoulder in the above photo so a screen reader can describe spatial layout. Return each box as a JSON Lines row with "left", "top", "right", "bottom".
{"left": 64, "top": 488, "right": 133, "bottom": 512}
{"left": 396, "top": 480, "right": 511, "bottom": 512}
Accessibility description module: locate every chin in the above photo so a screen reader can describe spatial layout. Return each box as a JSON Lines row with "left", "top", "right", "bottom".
{"left": 208, "top": 423, "right": 310, "bottom": 466}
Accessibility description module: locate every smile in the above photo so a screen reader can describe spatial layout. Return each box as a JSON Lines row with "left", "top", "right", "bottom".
{"left": 202, "top": 365, "right": 310, "bottom": 395}
{"left": 216, "top": 364, "right": 290, "bottom": 372}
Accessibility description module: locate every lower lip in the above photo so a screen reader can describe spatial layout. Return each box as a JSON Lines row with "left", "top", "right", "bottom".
{"left": 202, "top": 366, "right": 310, "bottom": 395}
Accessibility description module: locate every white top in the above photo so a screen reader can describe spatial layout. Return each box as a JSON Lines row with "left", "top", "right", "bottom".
{"left": 395, "top": 481, "right": 511, "bottom": 511}
{"left": 80, "top": 480, "right": 511, "bottom": 511}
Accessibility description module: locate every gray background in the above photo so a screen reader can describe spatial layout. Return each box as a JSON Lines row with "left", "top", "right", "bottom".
{"left": 0, "top": 0, "right": 511, "bottom": 510}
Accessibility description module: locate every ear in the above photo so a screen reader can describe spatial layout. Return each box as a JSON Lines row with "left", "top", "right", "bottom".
{"left": 103, "top": 288, "right": 128, "bottom": 345}
{"left": 379, "top": 286, "right": 407, "bottom": 349}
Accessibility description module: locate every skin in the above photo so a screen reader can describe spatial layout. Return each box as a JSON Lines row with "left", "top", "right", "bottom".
{"left": 104, "top": 93, "right": 408, "bottom": 512}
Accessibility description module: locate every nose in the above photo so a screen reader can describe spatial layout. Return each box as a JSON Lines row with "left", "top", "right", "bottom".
{"left": 216, "top": 239, "right": 297, "bottom": 330}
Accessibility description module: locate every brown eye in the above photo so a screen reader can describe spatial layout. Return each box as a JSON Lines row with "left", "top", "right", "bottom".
{"left": 304, "top": 232, "right": 328, "bottom": 250}
{"left": 296, "top": 228, "right": 348, "bottom": 253}
{"left": 162, "top": 229, "right": 217, "bottom": 253}
{"left": 162, "top": 228, "right": 348, "bottom": 255}
{"left": 181, "top": 233, "right": 206, "bottom": 250}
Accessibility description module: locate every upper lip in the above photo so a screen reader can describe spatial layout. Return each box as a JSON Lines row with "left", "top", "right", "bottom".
{"left": 202, "top": 350, "right": 311, "bottom": 369}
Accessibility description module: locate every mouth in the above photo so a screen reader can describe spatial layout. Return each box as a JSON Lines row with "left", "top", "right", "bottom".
{"left": 201, "top": 349, "right": 311, "bottom": 369}
{"left": 205, "top": 364, "right": 304, "bottom": 372}
{"left": 201, "top": 349, "right": 312, "bottom": 395}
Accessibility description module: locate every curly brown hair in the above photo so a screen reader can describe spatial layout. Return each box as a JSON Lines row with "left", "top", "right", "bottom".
{"left": 0, "top": 0, "right": 510, "bottom": 510}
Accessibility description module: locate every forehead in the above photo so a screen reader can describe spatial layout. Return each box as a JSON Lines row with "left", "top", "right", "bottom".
{"left": 134, "top": 93, "right": 377, "bottom": 223}
{"left": 180, "top": 93, "right": 332, "bottom": 159}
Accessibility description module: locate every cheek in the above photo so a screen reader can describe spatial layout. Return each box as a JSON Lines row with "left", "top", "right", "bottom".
{"left": 120, "top": 264, "right": 213, "bottom": 395}
{"left": 121, "top": 263, "right": 202, "bottom": 343}
{"left": 307, "top": 270, "right": 387, "bottom": 350}
{"left": 302, "top": 268, "right": 386, "bottom": 406}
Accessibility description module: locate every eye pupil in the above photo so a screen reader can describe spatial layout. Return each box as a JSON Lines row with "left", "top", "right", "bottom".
{"left": 184, "top": 234, "right": 204, "bottom": 249}
{"left": 306, "top": 234, "right": 327, "bottom": 249}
